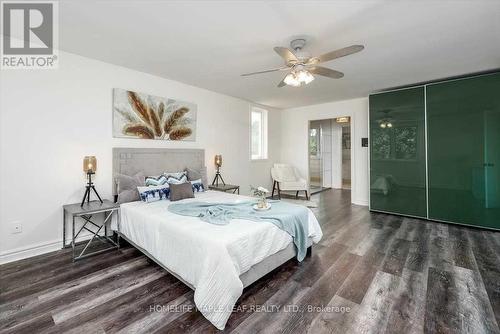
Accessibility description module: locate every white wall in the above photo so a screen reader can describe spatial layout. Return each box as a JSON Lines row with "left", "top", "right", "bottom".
{"left": 0, "top": 50, "right": 282, "bottom": 262}
{"left": 280, "top": 98, "right": 369, "bottom": 206}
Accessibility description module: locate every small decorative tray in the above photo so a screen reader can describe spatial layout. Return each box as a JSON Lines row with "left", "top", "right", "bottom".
{"left": 253, "top": 203, "right": 272, "bottom": 211}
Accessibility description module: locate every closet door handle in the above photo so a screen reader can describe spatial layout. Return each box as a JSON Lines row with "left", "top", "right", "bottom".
{"left": 483, "top": 163, "right": 495, "bottom": 167}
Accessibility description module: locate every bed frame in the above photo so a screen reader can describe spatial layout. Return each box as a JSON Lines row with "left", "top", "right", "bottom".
{"left": 112, "top": 147, "right": 311, "bottom": 289}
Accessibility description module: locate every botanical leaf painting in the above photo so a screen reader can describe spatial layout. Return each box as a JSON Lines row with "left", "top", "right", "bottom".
{"left": 113, "top": 88, "right": 196, "bottom": 141}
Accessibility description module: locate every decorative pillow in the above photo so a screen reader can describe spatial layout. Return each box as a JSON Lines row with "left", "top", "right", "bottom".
{"left": 145, "top": 174, "right": 168, "bottom": 187}
{"left": 137, "top": 184, "right": 170, "bottom": 203}
{"left": 116, "top": 171, "right": 145, "bottom": 204}
{"left": 190, "top": 179, "right": 205, "bottom": 193}
{"left": 164, "top": 171, "right": 188, "bottom": 184}
{"left": 186, "top": 167, "right": 208, "bottom": 189}
{"left": 169, "top": 182, "right": 194, "bottom": 201}
{"left": 186, "top": 168, "right": 201, "bottom": 181}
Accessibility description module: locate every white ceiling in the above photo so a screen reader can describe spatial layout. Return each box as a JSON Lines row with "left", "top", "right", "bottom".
{"left": 57, "top": 0, "right": 500, "bottom": 109}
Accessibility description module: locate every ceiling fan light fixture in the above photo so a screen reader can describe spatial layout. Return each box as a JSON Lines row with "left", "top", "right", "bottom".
{"left": 284, "top": 70, "right": 314, "bottom": 87}
{"left": 284, "top": 72, "right": 300, "bottom": 87}
{"left": 297, "top": 70, "right": 314, "bottom": 84}
{"left": 379, "top": 120, "right": 393, "bottom": 128}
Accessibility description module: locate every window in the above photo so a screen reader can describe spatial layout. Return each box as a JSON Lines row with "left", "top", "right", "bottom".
{"left": 372, "top": 125, "right": 418, "bottom": 161}
{"left": 251, "top": 107, "right": 268, "bottom": 160}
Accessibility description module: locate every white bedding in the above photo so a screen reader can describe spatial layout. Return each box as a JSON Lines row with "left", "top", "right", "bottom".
{"left": 112, "top": 190, "right": 322, "bottom": 329}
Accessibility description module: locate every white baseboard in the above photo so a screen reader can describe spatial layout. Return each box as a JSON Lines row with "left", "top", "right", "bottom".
{"left": 0, "top": 239, "right": 62, "bottom": 265}
{"left": 352, "top": 198, "right": 369, "bottom": 206}
{"left": 0, "top": 231, "right": 106, "bottom": 265}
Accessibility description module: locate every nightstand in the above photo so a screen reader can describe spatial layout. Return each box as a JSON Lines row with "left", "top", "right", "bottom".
{"left": 208, "top": 184, "right": 240, "bottom": 194}
{"left": 63, "top": 200, "right": 120, "bottom": 261}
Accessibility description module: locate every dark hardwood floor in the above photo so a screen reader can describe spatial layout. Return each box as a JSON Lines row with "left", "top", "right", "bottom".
{"left": 1, "top": 189, "right": 499, "bottom": 333}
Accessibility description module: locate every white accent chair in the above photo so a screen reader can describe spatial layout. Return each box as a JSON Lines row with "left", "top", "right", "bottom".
{"left": 271, "top": 164, "right": 309, "bottom": 200}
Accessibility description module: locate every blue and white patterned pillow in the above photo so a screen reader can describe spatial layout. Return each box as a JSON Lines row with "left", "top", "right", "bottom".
{"left": 145, "top": 174, "right": 168, "bottom": 187}
{"left": 164, "top": 171, "right": 188, "bottom": 184}
{"left": 137, "top": 184, "right": 170, "bottom": 203}
{"left": 144, "top": 171, "right": 187, "bottom": 186}
{"left": 190, "top": 179, "right": 205, "bottom": 193}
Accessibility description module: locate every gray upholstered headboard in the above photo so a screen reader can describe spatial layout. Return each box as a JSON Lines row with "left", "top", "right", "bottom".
{"left": 112, "top": 148, "right": 206, "bottom": 196}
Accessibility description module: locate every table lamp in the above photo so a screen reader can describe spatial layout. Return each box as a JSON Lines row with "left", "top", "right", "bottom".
{"left": 212, "top": 154, "right": 226, "bottom": 186}
{"left": 81, "top": 156, "right": 103, "bottom": 207}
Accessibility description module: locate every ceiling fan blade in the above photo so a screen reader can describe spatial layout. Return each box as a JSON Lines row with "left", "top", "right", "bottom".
{"left": 277, "top": 75, "right": 287, "bottom": 87}
{"left": 309, "top": 66, "right": 344, "bottom": 79}
{"left": 309, "top": 45, "right": 364, "bottom": 64}
{"left": 274, "top": 47, "right": 298, "bottom": 63}
{"left": 241, "top": 67, "right": 288, "bottom": 76}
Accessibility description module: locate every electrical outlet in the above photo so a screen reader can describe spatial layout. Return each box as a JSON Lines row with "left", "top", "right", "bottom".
{"left": 10, "top": 221, "right": 22, "bottom": 234}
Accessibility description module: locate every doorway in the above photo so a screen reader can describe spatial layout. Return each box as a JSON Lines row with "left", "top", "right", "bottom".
{"left": 342, "top": 123, "right": 351, "bottom": 189}
{"left": 309, "top": 120, "right": 330, "bottom": 194}
{"left": 308, "top": 117, "right": 352, "bottom": 194}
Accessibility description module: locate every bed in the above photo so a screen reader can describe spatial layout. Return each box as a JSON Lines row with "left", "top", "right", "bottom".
{"left": 111, "top": 148, "right": 323, "bottom": 329}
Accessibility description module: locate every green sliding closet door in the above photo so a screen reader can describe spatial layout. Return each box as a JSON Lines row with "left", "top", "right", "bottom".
{"left": 427, "top": 73, "right": 500, "bottom": 229}
{"left": 370, "top": 87, "right": 427, "bottom": 217}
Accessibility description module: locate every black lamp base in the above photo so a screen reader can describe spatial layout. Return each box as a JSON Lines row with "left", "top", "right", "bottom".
{"left": 81, "top": 172, "right": 103, "bottom": 207}
{"left": 212, "top": 168, "right": 226, "bottom": 187}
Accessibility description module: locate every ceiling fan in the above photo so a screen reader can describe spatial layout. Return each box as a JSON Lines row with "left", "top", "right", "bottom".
{"left": 378, "top": 109, "right": 393, "bottom": 128}
{"left": 241, "top": 39, "right": 364, "bottom": 87}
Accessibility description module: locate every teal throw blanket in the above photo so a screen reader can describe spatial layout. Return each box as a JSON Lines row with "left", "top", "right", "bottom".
{"left": 168, "top": 201, "right": 310, "bottom": 261}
